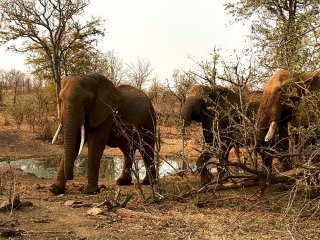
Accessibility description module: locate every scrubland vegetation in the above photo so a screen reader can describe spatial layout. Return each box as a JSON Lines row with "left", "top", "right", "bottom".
{"left": 1, "top": 0, "right": 320, "bottom": 239}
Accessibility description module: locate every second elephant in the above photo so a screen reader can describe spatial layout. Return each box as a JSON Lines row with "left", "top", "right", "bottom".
{"left": 181, "top": 84, "right": 261, "bottom": 185}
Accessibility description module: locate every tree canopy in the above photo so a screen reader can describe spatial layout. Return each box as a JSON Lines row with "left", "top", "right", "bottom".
{"left": 226, "top": 0, "right": 320, "bottom": 71}
{"left": 0, "top": 0, "right": 105, "bottom": 116}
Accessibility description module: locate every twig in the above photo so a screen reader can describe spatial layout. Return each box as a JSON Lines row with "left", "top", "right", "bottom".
{"left": 120, "top": 194, "right": 134, "bottom": 208}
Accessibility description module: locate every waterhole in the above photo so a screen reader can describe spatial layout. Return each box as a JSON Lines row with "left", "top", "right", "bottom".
{"left": 0, "top": 156, "right": 187, "bottom": 180}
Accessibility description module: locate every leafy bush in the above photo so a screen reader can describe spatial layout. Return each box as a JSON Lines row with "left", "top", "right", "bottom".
{"left": 4, "top": 90, "right": 55, "bottom": 140}
{"left": 36, "top": 117, "right": 54, "bottom": 141}
{"left": 6, "top": 96, "right": 31, "bottom": 129}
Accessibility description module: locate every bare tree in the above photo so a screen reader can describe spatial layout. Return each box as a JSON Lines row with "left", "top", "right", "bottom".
{"left": 147, "top": 77, "right": 164, "bottom": 103}
{"left": 3, "top": 69, "right": 26, "bottom": 105}
{"left": 169, "top": 69, "right": 197, "bottom": 104}
{"left": 0, "top": 0, "right": 105, "bottom": 117}
{"left": 189, "top": 47, "right": 220, "bottom": 88}
{"left": 103, "top": 50, "right": 127, "bottom": 86}
{"left": 0, "top": 69, "right": 6, "bottom": 106}
{"left": 225, "top": 0, "right": 320, "bottom": 71}
{"left": 127, "top": 58, "right": 153, "bottom": 90}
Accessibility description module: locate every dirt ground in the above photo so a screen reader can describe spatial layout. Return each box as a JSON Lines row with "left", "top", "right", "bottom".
{"left": 1, "top": 119, "right": 320, "bottom": 240}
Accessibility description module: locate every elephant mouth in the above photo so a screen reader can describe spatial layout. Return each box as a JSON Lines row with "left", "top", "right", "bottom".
{"left": 265, "top": 121, "right": 277, "bottom": 142}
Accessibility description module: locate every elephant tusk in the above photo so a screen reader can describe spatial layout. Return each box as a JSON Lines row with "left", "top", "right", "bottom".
{"left": 52, "top": 124, "right": 62, "bottom": 144}
{"left": 265, "top": 121, "right": 277, "bottom": 142}
{"left": 78, "top": 124, "right": 85, "bottom": 156}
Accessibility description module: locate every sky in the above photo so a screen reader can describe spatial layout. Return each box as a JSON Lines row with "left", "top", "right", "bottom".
{"left": 0, "top": 0, "right": 251, "bottom": 81}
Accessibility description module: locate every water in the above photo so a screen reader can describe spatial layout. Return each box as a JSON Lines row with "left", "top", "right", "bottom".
{"left": 0, "top": 156, "right": 185, "bottom": 180}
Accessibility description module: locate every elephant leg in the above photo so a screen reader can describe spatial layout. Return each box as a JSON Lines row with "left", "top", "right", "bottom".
{"left": 50, "top": 130, "right": 81, "bottom": 195}
{"left": 196, "top": 150, "right": 213, "bottom": 186}
{"left": 277, "top": 124, "right": 292, "bottom": 171}
{"left": 259, "top": 148, "right": 273, "bottom": 173}
{"left": 85, "top": 119, "right": 112, "bottom": 194}
{"left": 49, "top": 159, "right": 67, "bottom": 194}
{"left": 217, "top": 143, "right": 232, "bottom": 184}
{"left": 116, "top": 147, "right": 136, "bottom": 185}
{"left": 140, "top": 139, "right": 157, "bottom": 185}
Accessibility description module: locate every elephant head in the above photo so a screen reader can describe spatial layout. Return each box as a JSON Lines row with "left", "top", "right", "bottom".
{"left": 181, "top": 84, "right": 260, "bottom": 185}
{"left": 256, "top": 70, "right": 320, "bottom": 144}
{"left": 58, "top": 73, "right": 120, "bottom": 180}
{"left": 181, "top": 85, "right": 241, "bottom": 140}
{"left": 181, "top": 85, "right": 214, "bottom": 127}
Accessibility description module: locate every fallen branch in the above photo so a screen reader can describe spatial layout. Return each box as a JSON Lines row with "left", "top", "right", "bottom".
{"left": 178, "top": 168, "right": 305, "bottom": 199}
{"left": 208, "top": 167, "right": 304, "bottom": 191}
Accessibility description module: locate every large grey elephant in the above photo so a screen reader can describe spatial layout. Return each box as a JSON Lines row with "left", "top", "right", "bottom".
{"left": 256, "top": 69, "right": 320, "bottom": 172}
{"left": 181, "top": 84, "right": 261, "bottom": 185}
{"left": 50, "top": 73, "right": 157, "bottom": 194}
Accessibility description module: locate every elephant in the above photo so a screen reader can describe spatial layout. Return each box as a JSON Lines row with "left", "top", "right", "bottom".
{"left": 181, "top": 84, "right": 262, "bottom": 185}
{"left": 256, "top": 69, "right": 320, "bottom": 172}
{"left": 49, "top": 73, "right": 157, "bottom": 195}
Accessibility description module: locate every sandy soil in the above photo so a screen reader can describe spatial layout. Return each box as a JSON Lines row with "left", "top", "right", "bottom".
{"left": 0, "top": 119, "right": 320, "bottom": 240}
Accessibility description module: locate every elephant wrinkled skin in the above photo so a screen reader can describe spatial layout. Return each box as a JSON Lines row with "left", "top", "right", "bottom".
{"left": 50, "top": 73, "right": 157, "bottom": 195}
{"left": 256, "top": 69, "right": 320, "bottom": 172}
{"left": 181, "top": 84, "right": 261, "bottom": 185}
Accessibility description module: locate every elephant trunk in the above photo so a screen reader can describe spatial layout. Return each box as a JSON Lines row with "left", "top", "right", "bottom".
{"left": 63, "top": 105, "right": 82, "bottom": 180}
{"left": 181, "top": 105, "right": 192, "bottom": 126}
{"left": 181, "top": 97, "right": 202, "bottom": 125}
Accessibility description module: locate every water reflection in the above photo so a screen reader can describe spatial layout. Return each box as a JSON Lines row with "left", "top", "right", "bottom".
{"left": 0, "top": 156, "right": 184, "bottom": 180}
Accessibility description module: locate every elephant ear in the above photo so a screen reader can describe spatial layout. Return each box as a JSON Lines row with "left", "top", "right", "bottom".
{"left": 88, "top": 76, "right": 121, "bottom": 127}
{"left": 280, "top": 71, "right": 320, "bottom": 107}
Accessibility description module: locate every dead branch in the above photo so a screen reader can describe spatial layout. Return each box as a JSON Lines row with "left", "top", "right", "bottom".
{"left": 177, "top": 168, "right": 304, "bottom": 200}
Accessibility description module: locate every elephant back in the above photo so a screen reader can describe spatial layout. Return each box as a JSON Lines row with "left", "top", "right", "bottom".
{"left": 116, "top": 85, "right": 155, "bottom": 129}
{"left": 186, "top": 85, "right": 213, "bottom": 101}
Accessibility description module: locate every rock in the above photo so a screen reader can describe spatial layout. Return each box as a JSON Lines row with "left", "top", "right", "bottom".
{"left": 0, "top": 195, "right": 32, "bottom": 212}
{"left": 87, "top": 207, "right": 105, "bottom": 216}
{"left": 1, "top": 229, "right": 21, "bottom": 238}
{"left": 0, "top": 198, "right": 10, "bottom": 209}
{"left": 33, "top": 183, "right": 45, "bottom": 190}
{"left": 64, "top": 200, "right": 82, "bottom": 206}
{"left": 64, "top": 200, "right": 92, "bottom": 208}
{"left": 20, "top": 201, "right": 33, "bottom": 208}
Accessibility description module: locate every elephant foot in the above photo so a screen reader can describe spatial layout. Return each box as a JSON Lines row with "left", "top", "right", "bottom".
{"left": 49, "top": 183, "right": 66, "bottom": 195}
{"left": 142, "top": 166, "right": 158, "bottom": 185}
{"left": 116, "top": 175, "right": 132, "bottom": 186}
{"left": 142, "top": 175, "right": 157, "bottom": 185}
{"left": 200, "top": 172, "right": 213, "bottom": 186}
{"left": 83, "top": 184, "right": 100, "bottom": 195}
{"left": 217, "top": 168, "right": 230, "bottom": 184}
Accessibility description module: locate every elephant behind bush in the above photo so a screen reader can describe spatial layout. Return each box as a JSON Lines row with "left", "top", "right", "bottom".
{"left": 256, "top": 69, "right": 320, "bottom": 173}
{"left": 181, "top": 84, "right": 262, "bottom": 185}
